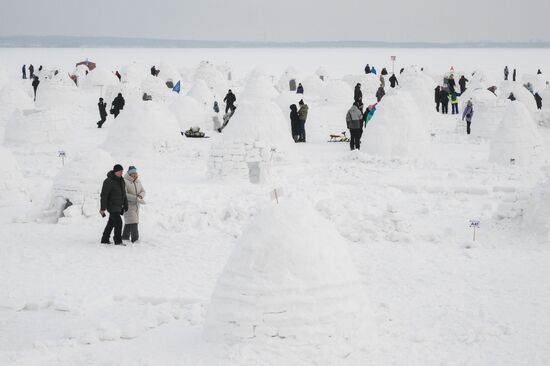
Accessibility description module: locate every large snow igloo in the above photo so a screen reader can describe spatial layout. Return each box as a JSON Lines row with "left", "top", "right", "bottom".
{"left": 208, "top": 76, "right": 294, "bottom": 180}
{"left": 204, "top": 201, "right": 376, "bottom": 349}
{"left": 489, "top": 101, "right": 545, "bottom": 166}
{"left": 42, "top": 149, "right": 114, "bottom": 222}
{"left": 363, "top": 90, "right": 430, "bottom": 159}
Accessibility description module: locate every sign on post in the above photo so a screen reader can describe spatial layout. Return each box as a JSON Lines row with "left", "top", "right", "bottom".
{"left": 58, "top": 151, "right": 66, "bottom": 166}
{"left": 469, "top": 219, "right": 480, "bottom": 241}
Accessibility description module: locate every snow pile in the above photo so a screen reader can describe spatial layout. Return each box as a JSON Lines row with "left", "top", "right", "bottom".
{"left": 120, "top": 63, "right": 149, "bottom": 85}
{"left": 187, "top": 79, "right": 215, "bottom": 107}
{"left": 541, "top": 86, "right": 550, "bottom": 127}
{"left": 363, "top": 90, "right": 430, "bottom": 159}
{"left": 193, "top": 61, "right": 228, "bottom": 97}
{"left": 489, "top": 102, "right": 545, "bottom": 166}
{"left": 0, "top": 84, "right": 34, "bottom": 127}
{"left": 459, "top": 88, "right": 502, "bottom": 137}
{"left": 208, "top": 76, "right": 294, "bottom": 179}
{"left": 204, "top": 201, "right": 375, "bottom": 350}
{"left": 0, "top": 146, "right": 28, "bottom": 206}
{"left": 80, "top": 69, "right": 119, "bottom": 89}
{"left": 320, "top": 80, "right": 353, "bottom": 105}
{"left": 140, "top": 75, "right": 172, "bottom": 101}
{"left": 42, "top": 149, "right": 114, "bottom": 222}
{"left": 498, "top": 81, "right": 537, "bottom": 115}
{"left": 102, "top": 102, "right": 181, "bottom": 157}
{"left": 399, "top": 66, "right": 437, "bottom": 111}
{"left": 277, "top": 66, "right": 300, "bottom": 92}
{"left": 4, "top": 108, "right": 73, "bottom": 150}
{"left": 169, "top": 96, "right": 208, "bottom": 130}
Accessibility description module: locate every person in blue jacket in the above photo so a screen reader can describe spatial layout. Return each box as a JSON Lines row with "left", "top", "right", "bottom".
{"left": 462, "top": 100, "right": 474, "bottom": 135}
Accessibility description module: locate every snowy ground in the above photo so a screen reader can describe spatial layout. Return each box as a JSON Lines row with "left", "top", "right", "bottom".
{"left": 1, "top": 48, "right": 550, "bottom": 366}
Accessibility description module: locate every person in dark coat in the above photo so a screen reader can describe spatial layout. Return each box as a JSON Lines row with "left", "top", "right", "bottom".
{"left": 534, "top": 93, "right": 542, "bottom": 110}
{"left": 31, "top": 76, "right": 40, "bottom": 101}
{"left": 447, "top": 74, "right": 456, "bottom": 93}
{"left": 28, "top": 64, "right": 34, "bottom": 79}
{"left": 513, "top": 68, "right": 517, "bottom": 82}
{"left": 364, "top": 64, "right": 371, "bottom": 74}
{"left": 459, "top": 75, "right": 469, "bottom": 94}
{"left": 97, "top": 97, "right": 108, "bottom": 128}
{"left": 296, "top": 83, "right": 304, "bottom": 94}
{"left": 150, "top": 66, "right": 158, "bottom": 76}
{"left": 389, "top": 74, "right": 398, "bottom": 88}
{"left": 38, "top": 65, "right": 43, "bottom": 73}
{"left": 354, "top": 83, "right": 363, "bottom": 103}
{"left": 223, "top": 89, "right": 236, "bottom": 113}
{"left": 376, "top": 86, "right": 385, "bottom": 102}
{"left": 439, "top": 89, "right": 449, "bottom": 114}
{"left": 100, "top": 164, "right": 128, "bottom": 245}
{"left": 111, "top": 93, "right": 125, "bottom": 118}
{"left": 346, "top": 101, "right": 364, "bottom": 151}
{"left": 537, "top": 69, "right": 542, "bottom": 75}
{"left": 290, "top": 104, "right": 301, "bottom": 142}
{"left": 434, "top": 86, "right": 442, "bottom": 112}
{"left": 115, "top": 70, "right": 122, "bottom": 82}
{"left": 381, "top": 68, "right": 388, "bottom": 75}
{"left": 504, "top": 66, "right": 509, "bottom": 80}
{"left": 22, "top": 64, "right": 26, "bottom": 79}
{"left": 400, "top": 68, "right": 405, "bottom": 74}
{"left": 297, "top": 99, "right": 308, "bottom": 142}
{"left": 508, "top": 92, "right": 516, "bottom": 101}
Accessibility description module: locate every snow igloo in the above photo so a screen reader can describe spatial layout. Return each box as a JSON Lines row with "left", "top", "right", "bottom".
{"left": 0, "top": 146, "right": 28, "bottom": 206}
{"left": 363, "top": 90, "right": 430, "bottom": 159}
{"left": 204, "top": 201, "right": 376, "bottom": 349}
{"left": 42, "top": 149, "right": 114, "bottom": 223}
{"left": 208, "top": 76, "right": 293, "bottom": 180}
{"left": 169, "top": 96, "right": 208, "bottom": 131}
{"left": 489, "top": 102, "right": 545, "bottom": 166}
{"left": 0, "top": 84, "right": 34, "bottom": 127}
{"left": 102, "top": 102, "right": 181, "bottom": 157}
{"left": 498, "top": 81, "right": 537, "bottom": 116}
{"left": 193, "top": 61, "right": 228, "bottom": 97}
{"left": 187, "top": 79, "right": 215, "bottom": 108}
{"left": 320, "top": 80, "right": 353, "bottom": 105}
{"left": 459, "top": 88, "right": 503, "bottom": 138}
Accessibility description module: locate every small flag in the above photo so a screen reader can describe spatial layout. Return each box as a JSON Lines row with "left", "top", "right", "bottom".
{"left": 172, "top": 80, "right": 181, "bottom": 94}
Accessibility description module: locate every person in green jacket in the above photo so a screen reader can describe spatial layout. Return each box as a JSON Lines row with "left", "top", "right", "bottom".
{"left": 450, "top": 92, "right": 459, "bottom": 115}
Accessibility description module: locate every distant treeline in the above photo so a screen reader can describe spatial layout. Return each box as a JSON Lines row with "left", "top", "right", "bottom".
{"left": 1, "top": 36, "right": 549, "bottom": 48}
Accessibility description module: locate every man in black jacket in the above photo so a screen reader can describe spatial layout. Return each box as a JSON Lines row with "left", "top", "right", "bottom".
{"left": 459, "top": 75, "right": 469, "bottom": 94}
{"left": 389, "top": 74, "right": 398, "bottom": 88}
{"left": 97, "top": 97, "right": 108, "bottom": 128}
{"left": 434, "top": 86, "right": 442, "bottom": 112}
{"left": 439, "top": 89, "right": 449, "bottom": 114}
{"left": 111, "top": 93, "right": 125, "bottom": 118}
{"left": 354, "top": 83, "right": 362, "bottom": 103}
{"left": 32, "top": 76, "right": 40, "bottom": 101}
{"left": 223, "top": 89, "right": 236, "bottom": 113}
{"left": 100, "top": 164, "right": 128, "bottom": 245}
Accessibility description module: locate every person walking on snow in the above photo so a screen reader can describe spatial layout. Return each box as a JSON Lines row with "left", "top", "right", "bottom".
{"left": 389, "top": 73, "right": 398, "bottom": 88}
{"left": 364, "top": 64, "right": 371, "bottom": 74}
{"left": 223, "top": 89, "right": 236, "bottom": 113}
{"left": 513, "top": 68, "right": 517, "bottom": 82}
{"left": 376, "top": 86, "right": 385, "bottom": 102}
{"left": 28, "top": 64, "right": 34, "bottom": 79}
{"left": 537, "top": 69, "right": 542, "bottom": 75}
{"left": 435, "top": 86, "right": 442, "bottom": 112}
{"left": 354, "top": 83, "right": 363, "bottom": 103}
{"left": 440, "top": 88, "right": 449, "bottom": 114}
{"left": 462, "top": 100, "right": 474, "bottom": 135}
{"left": 450, "top": 92, "right": 459, "bottom": 114}
{"left": 448, "top": 74, "right": 456, "bottom": 93}
{"left": 122, "top": 166, "right": 146, "bottom": 243}
{"left": 111, "top": 93, "right": 125, "bottom": 118}
{"left": 504, "top": 66, "right": 509, "bottom": 81}
{"left": 100, "top": 164, "right": 128, "bottom": 245}
{"left": 31, "top": 76, "right": 40, "bottom": 101}
{"left": 346, "top": 101, "right": 364, "bottom": 151}
{"left": 97, "top": 98, "right": 108, "bottom": 128}
{"left": 297, "top": 99, "right": 308, "bottom": 142}
{"left": 290, "top": 104, "right": 301, "bottom": 142}
{"left": 534, "top": 93, "right": 542, "bottom": 110}
{"left": 22, "top": 64, "right": 26, "bottom": 79}
{"left": 459, "top": 75, "right": 469, "bottom": 94}
{"left": 296, "top": 83, "right": 304, "bottom": 94}
{"left": 371, "top": 66, "right": 377, "bottom": 75}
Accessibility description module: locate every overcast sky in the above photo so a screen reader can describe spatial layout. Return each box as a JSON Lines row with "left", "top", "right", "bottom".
{"left": 1, "top": 0, "right": 548, "bottom": 43}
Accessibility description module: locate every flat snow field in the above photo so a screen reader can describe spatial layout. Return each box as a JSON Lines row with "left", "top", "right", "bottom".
{"left": 1, "top": 48, "right": 550, "bottom": 366}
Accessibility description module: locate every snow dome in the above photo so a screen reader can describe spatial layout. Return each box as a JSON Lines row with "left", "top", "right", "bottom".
{"left": 363, "top": 90, "right": 430, "bottom": 159}
{"left": 187, "top": 79, "right": 215, "bottom": 107}
{"left": 399, "top": 66, "right": 437, "bottom": 111}
{"left": 0, "top": 146, "right": 28, "bottom": 207}
{"left": 193, "top": 61, "right": 228, "bottom": 97}
{"left": 320, "top": 80, "right": 353, "bottom": 105}
{"left": 239, "top": 75, "right": 278, "bottom": 102}
{"left": 80, "top": 68, "right": 119, "bottom": 90}
{"left": 4, "top": 108, "right": 73, "bottom": 150}
{"left": 0, "top": 84, "right": 34, "bottom": 127}
{"left": 169, "top": 96, "right": 208, "bottom": 130}
{"left": 277, "top": 66, "right": 301, "bottom": 92}
{"left": 498, "top": 81, "right": 537, "bottom": 115}
{"left": 33, "top": 81, "right": 81, "bottom": 111}
{"left": 120, "top": 63, "right": 149, "bottom": 85}
{"left": 140, "top": 74, "right": 172, "bottom": 101}
{"left": 489, "top": 102, "right": 545, "bottom": 166}
{"left": 301, "top": 74, "right": 324, "bottom": 96}
{"left": 316, "top": 66, "right": 329, "bottom": 80}
{"left": 459, "top": 88, "right": 502, "bottom": 138}
{"left": 522, "top": 176, "right": 550, "bottom": 243}
{"left": 102, "top": 102, "right": 181, "bottom": 157}
{"left": 204, "top": 201, "right": 375, "bottom": 347}
{"left": 42, "top": 149, "right": 114, "bottom": 223}
{"left": 158, "top": 61, "right": 181, "bottom": 85}
{"left": 342, "top": 73, "right": 380, "bottom": 97}
{"left": 469, "top": 69, "right": 490, "bottom": 90}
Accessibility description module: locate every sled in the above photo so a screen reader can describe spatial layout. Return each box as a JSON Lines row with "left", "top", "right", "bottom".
{"left": 328, "top": 132, "right": 350, "bottom": 142}
{"left": 182, "top": 126, "right": 209, "bottom": 138}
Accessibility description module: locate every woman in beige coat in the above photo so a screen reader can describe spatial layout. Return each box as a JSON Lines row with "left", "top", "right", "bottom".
{"left": 122, "top": 166, "right": 146, "bottom": 242}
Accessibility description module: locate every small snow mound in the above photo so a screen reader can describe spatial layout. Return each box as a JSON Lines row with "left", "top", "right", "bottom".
{"left": 240, "top": 75, "right": 279, "bottom": 102}
{"left": 102, "top": 102, "right": 181, "bottom": 156}
{"left": 0, "top": 146, "right": 28, "bottom": 206}
{"left": 489, "top": 102, "right": 545, "bottom": 166}
{"left": 320, "top": 80, "right": 353, "bottom": 105}
{"left": 204, "top": 201, "right": 375, "bottom": 348}
{"left": 187, "top": 79, "right": 215, "bottom": 107}
{"left": 363, "top": 91, "right": 430, "bottom": 159}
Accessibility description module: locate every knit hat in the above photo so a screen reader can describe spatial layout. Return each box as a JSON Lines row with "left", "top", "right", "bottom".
{"left": 127, "top": 166, "right": 137, "bottom": 175}
{"left": 113, "top": 164, "right": 123, "bottom": 173}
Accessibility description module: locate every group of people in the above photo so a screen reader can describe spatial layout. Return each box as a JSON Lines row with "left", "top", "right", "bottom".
{"left": 100, "top": 164, "right": 146, "bottom": 245}
{"left": 96, "top": 93, "right": 125, "bottom": 128}
{"left": 290, "top": 99, "right": 309, "bottom": 142}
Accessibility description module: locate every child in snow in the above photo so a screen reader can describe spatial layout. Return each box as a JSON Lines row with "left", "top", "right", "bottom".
{"left": 462, "top": 100, "right": 474, "bottom": 135}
